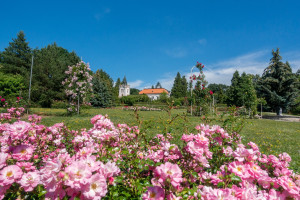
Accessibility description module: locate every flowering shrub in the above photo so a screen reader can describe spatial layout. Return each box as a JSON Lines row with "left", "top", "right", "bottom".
{"left": 62, "top": 61, "right": 93, "bottom": 114}
{"left": 0, "top": 97, "right": 26, "bottom": 122}
{"left": 0, "top": 114, "right": 299, "bottom": 199}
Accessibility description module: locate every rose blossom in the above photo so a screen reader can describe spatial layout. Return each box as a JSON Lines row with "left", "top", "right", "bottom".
{"left": 0, "top": 165, "right": 23, "bottom": 185}
{"left": 82, "top": 174, "right": 107, "bottom": 199}
{"left": 153, "top": 162, "right": 182, "bottom": 188}
{"left": 19, "top": 171, "right": 40, "bottom": 192}
{"left": 142, "top": 186, "right": 165, "bottom": 200}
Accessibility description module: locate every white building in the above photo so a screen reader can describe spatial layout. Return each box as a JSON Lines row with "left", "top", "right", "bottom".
{"left": 139, "top": 88, "right": 169, "bottom": 100}
{"left": 119, "top": 84, "right": 130, "bottom": 97}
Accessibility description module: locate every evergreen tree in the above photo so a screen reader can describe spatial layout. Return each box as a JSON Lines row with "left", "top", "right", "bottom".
{"left": 227, "top": 71, "right": 257, "bottom": 110}
{"left": 121, "top": 76, "right": 127, "bottom": 85}
{"left": 130, "top": 88, "right": 140, "bottom": 95}
{"left": 31, "top": 43, "right": 80, "bottom": 107}
{"left": 90, "top": 69, "right": 114, "bottom": 107}
{"left": 171, "top": 72, "right": 182, "bottom": 98}
{"left": 239, "top": 72, "right": 257, "bottom": 113}
{"left": 208, "top": 83, "right": 229, "bottom": 104}
{"left": 90, "top": 77, "right": 112, "bottom": 108}
{"left": 114, "top": 78, "right": 121, "bottom": 97}
{"left": 181, "top": 76, "right": 188, "bottom": 97}
{"left": 151, "top": 85, "right": 154, "bottom": 89}
{"left": 0, "top": 31, "right": 32, "bottom": 86}
{"left": 155, "top": 82, "right": 162, "bottom": 88}
{"left": 226, "top": 70, "right": 241, "bottom": 106}
{"left": 257, "top": 48, "right": 298, "bottom": 115}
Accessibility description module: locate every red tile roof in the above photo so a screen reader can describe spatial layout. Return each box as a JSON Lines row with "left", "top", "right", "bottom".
{"left": 139, "top": 88, "right": 169, "bottom": 94}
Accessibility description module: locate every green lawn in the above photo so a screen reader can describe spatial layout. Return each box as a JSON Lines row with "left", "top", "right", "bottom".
{"left": 28, "top": 107, "right": 300, "bottom": 172}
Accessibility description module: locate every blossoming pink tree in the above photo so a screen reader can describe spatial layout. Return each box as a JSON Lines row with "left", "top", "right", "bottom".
{"left": 62, "top": 61, "right": 93, "bottom": 114}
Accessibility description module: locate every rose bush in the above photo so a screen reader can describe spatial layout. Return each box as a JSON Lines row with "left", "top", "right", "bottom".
{"left": 0, "top": 112, "right": 299, "bottom": 199}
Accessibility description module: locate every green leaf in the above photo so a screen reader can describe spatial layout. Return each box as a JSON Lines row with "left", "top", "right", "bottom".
{"left": 38, "top": 190, "right": 47, "bottom": 197}
{"left": 231, "top": 175, "right": 242, "bottom": 182}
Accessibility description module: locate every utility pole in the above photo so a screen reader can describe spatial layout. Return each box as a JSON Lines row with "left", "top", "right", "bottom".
{"left": 27, "top": 56, "right": 34, "bottom": 114}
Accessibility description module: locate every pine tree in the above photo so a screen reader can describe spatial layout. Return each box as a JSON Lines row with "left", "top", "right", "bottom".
{"left": 257, "top": 48, "right": 298, "bottom": 115}
{"left": 227, "top": 71, "right": 257, "bottom": 110}
{"left": 181, "top": 76, "right": 188, "bottom": 97}
{"left": 31, "top": 43, "right": 80, "bottom": 106}
{"left": 0, "top": 31, "right": 32, "bottom": 87}
{"left": 226, "top": 70, "right": 241, "bottom": 106}
{"left": 90, "top": 69, "right": 114, "bottom": 107}
{"left": 239, "top": 72, "right": 257, "bottom": 113}
{"left": 90, "top": 77, "right": 112, "bottom": 107}
{"left": 171, "top": 72, "right": 182, "bottom": 98}
{"left": 114, "top": 78, "right": 121, "bottom": 97}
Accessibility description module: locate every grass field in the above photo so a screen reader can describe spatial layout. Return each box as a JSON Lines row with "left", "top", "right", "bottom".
{"left": 28, "top": 107, "right": 300, "bottom": 172}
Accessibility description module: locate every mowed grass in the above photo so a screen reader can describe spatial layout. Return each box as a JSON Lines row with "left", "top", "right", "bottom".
{"left": 29, "top": 107, "right": 300, "bottom": 172}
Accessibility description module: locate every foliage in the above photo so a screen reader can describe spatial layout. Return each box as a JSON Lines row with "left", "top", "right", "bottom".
{"left": 207, "top": 83, "right": 229, "bottom": 104}
{"left": 113, "top": 77, "right": 121, "bottom": 102}
{"left": 289, "top": 95, "right": 300, "bottom": 115}
{"left": 62, "top": 61, "right": 93, "bottom": 114}
{"left": 0, "top": 31, "right": 32, "bottom": 85}
{"left": 0, "top": 72, "right": 25, "bottom": 98}
{"left": 120, "top": 95, "right": 150, "bottom": 106}
{"left": 227, "top": 71, "right": 258, "bottom": 116}
{"left": 257, "top": 49, "right": 299, "bottom": 115}
{"left": 158, "top": 92, "right": 169, "bottom": 103}
{"left": 130, "top": 88, "right": 140, "bottom": 95}
{"left": 90, "top": 69, "right": 114, "bottom": 108}
{"left": 171, "top": 72, "right": 188, "bottom": 98}
{"left": 31, "top": 43, "right": 80, "bottom": 107}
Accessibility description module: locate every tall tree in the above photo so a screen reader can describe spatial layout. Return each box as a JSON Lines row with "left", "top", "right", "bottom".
{"left": 227, "top": 71, "right": 257, "bottom": 112}
{"left": 181, "top": 76, "right": 188, "bottom": 97}
{"left": 239, "top": 72, "right": 257, "bottom": 113}
{"left": 226, "top": 70, "right": 241, "bottom": 106}
{"left": 114, "top": 78, "right": 121, "bottom": 97}
{"left": 0, "top": 31, "right": 32, "bottom": 86}
{"left": 90, "top": 69, "right": 114, "bottom": 107}
{"left": 31, "top": 43, "right": 80, "bottom": 107}
{"left": 257, "top": 48, "right": 298, "bottom": 115}
{"left": 171, "top": 72, "right": 182, "bottom": 98}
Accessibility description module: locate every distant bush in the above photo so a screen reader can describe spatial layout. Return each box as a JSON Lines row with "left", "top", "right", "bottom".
{"left": 120, "top": 95, "right": 150, "bottom": 106}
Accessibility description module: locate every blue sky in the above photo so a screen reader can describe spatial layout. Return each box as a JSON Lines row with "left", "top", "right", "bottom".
{"left": 1, "top": 0, "right": 299, "bottom": 90}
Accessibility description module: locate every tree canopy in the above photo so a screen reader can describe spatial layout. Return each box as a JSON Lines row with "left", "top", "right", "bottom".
{"left": 257, "top": 48, "right": 298, "bottom": 115}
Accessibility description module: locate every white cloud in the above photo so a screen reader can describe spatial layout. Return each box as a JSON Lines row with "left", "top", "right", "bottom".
{"left": 128, "top": 80, "right": 144, "bottom": 88}
{"left": 155, "top": 50, "right": 300, "bottom": 90}
{"left": 136, "top": 50, "right": 300, "bottom": 91}
{"left": 198, "top": 39, "right": 207, "bottom": 45}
